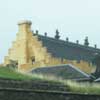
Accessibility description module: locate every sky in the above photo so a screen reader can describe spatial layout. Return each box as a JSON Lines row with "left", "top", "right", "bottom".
{"left": 0, "top": 0, "right": 100, "bottom": 63}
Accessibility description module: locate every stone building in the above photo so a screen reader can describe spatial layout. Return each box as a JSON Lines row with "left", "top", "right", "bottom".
{"left": 4, "top": 20, "right": 100, "bottom": 73}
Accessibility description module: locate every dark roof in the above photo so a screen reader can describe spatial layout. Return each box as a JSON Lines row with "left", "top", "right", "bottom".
{"left": 94, "top": 78, "right": 100, "bottom": 82}
{"left": 31, "top": 64, "right": 90, "bottom": 80}
{"left": 37, "top": 35, "right": 100, "bottom": 62}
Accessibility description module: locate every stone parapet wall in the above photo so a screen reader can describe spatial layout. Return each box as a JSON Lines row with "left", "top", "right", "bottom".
{"left": 0, "top": 88, "right": 100, "bottom": 100}
{"left": 0, "top": 78, "right": 68, "bottom": 92}
{"left": 0, "top": 78, "right": 99, "bottom": 100}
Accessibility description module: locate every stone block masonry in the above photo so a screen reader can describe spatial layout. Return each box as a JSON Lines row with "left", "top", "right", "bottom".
{"left": 4, "top": 20, "right": 64, "bottom": 72}
{"left": 0, "top": 88, "right": 100, "bottom": 100}
{"left": 0, "top": 78, "right": 100, "bottom": 100}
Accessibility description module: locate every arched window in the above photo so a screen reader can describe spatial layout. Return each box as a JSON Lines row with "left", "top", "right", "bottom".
{"left": 31, "top": 56, "right": 35, "bottom": 64}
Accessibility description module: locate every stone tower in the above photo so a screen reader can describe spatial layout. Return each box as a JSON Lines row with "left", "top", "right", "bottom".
{"left": 4, "top": 20, "right": 62, "bottom": 71}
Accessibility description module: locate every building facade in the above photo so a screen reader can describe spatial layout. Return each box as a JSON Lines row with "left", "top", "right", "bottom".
{"left": 4, "top": 20, "right": 100, "bottom": 73}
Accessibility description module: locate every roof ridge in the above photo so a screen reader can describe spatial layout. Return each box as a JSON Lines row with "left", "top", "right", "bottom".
{"left": 68, "top": 64, "right": 89, "bottom": 77}
{"left": 38, "top": 34, "right": 100, "bottom": 52}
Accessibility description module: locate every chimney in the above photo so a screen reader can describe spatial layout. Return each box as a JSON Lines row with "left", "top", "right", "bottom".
{"left": 55, "top": 29, "right": 60, "bottom": 40}
{"left": 94, "top": 44, "right": 97, "bottom": 49}
{"left": 84, "top": 36, "right": 89, "bottom": 46}
{"left": 66, "top": 37, "right": 69, "bottom": 42}
{"left": 36, "top": 30, "right": 39, "bottom": 35}
{"left": 17, "top": 20, "right": 32, "bottom": 40}
{"left": 76, "top": 40, "right": 79, "bottom": 44}
{"left": 44, "top": 32, "right": 47, "bottom": 37}
{"left": 18, "top": 20, "right": 32, "bottom": 33}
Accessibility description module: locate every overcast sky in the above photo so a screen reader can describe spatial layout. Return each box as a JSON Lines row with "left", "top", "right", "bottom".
{"left": 0, "top": 0, "right": 100, "bottom": 63}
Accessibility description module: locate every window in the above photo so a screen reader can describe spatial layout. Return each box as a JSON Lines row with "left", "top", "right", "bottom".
{"left": 31, "top": 56, "right": 35, "bottom": 64}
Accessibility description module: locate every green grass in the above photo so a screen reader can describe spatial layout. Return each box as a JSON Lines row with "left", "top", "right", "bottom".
{"left": 65, "top": 80, "right": 100, "bottom": 95}
{"left": 0, "top": 66, "right": 100, "bottom": 94}
{"left": 32, "top": 74, "right": 100, "bottom": 95}
{"left": 0, "top": 66, "right": 64, "bottom": 83}
{"left": 0, "top": 66, "right": 65, "bottom": 83}
{"left": 0, "top": 67, "right": 35, "bottom": 80}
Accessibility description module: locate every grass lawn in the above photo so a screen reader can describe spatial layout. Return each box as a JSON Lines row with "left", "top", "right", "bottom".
{"left": 64, "top": 80, "right": 100, "bottom": 95}
{"left": 0, "top": 66, "right": 35, "bottom": 80}
{"left": 0, "top": 66, "right": 100, "bottom": 94}
{"left": 0, "top": 66, "right": 67, "bottom": 83}
{"left": 0, "top": 66, "right": 64, "bottom": 83}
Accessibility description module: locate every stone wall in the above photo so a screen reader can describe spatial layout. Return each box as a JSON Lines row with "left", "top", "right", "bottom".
{"left": 0, "top": 78, "right": 100, "bottom": 100}
{"left": 4, "top": 20, "right": 95, "bottom": 73}
{"left": 0, "top": 88, "right": 100, "bottom": 100}
{"left": 4, "top": 20, "right": 64, "bottom": 72}
{"left": 0, "top": 78, "right": 68, "bottom": 92}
